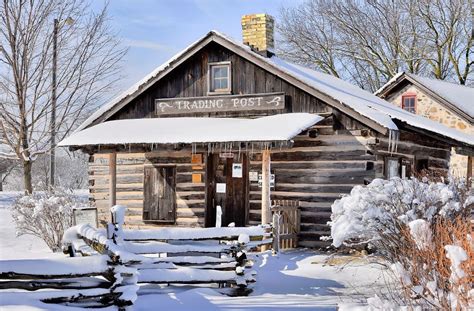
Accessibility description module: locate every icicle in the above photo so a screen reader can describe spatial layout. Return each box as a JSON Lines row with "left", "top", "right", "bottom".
{"left": 388, "top": 129, "right": 392, "bottom": 154}
{"left": 394, "top": 131, "right": 399, "bottom": 154}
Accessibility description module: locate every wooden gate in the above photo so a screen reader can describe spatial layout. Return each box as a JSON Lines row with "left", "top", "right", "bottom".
{"left": 271, "top": 200, "right": 301, "bottom": 250}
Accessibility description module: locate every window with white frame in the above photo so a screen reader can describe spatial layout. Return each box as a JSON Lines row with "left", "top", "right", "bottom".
{"left": 208, "top": 62, "right": 231, "bottom": 94}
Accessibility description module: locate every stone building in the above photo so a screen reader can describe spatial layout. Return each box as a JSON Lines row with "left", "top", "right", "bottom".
{"left": 376, "top": 73, "right": 473, "bottom": 179}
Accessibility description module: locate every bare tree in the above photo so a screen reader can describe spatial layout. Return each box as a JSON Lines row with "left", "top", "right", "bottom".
{"left": 415, "top": 0, "right": 474, "bottom": 84}
{"left": 278, "top": 0, "right": 473, "bottom": 91}
{"left": 0, "top": 0, "right": 126, "bottom": 193}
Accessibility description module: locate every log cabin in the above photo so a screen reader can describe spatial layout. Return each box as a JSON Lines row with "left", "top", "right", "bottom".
{"left": 59, "top": 14, "right": 474, "bottom": 248}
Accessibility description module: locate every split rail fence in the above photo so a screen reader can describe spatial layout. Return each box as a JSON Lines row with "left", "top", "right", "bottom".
{"left": 0, "top": 205, "right": 273, "bottom": 308}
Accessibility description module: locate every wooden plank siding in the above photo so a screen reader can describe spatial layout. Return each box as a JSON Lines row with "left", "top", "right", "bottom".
{"left": 85, "top": 41, "right": 452, "bottom": 248}
{"left": 108, "top": 42, "right": 331, "bottom": 121}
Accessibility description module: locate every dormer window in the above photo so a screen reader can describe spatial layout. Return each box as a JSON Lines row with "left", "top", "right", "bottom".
{"left": 402, "top": 94, "right": 416, "bottom": 113}
{"left": 208, "top": 62, "right": 231, "bottom": 94}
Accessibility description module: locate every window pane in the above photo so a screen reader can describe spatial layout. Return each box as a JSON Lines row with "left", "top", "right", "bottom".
{"left": 220, "top": 78, "right": 228, "bottom": 89}
{"left": 214, "top": 67, "right": 223, "bottom": 78}
{"left": 214, "top": 78, "right": 222, "bottom": 90}
{"left": 221, "top": 67, "right": 228, "bottom": 78}
{"left": 210, "top": 64, "right": 230, "bottom": 91}
{"left": 403, "top": 96, "right": 416, "bottom": 113}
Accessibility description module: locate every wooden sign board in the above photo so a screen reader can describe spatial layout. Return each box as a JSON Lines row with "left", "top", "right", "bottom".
{"left": 219, "top": 152, "right": 234, "bottom": 158}
{"left": 191, "top": 154, "right": 203, "bottom": 170}
{"left": 155, "top": 92, "right": 285, "bottom": 116}
{"left": 73, "top": 208, "right": 98, "bottom": 227}
{"left": 192, "top": 173, "right": 202, "bottom": 183}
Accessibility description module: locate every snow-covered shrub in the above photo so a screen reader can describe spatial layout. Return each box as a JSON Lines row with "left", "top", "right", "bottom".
{"left": 328, "top": 177, "right": 473, "bottom": 310}
{"left": 11, "top": 188, "right": 89, "bottom": 252}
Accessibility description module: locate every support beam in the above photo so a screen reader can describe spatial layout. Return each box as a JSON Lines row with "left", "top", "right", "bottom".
{"left": 261, "top": 149, "right": 271, "bottom": 224}
{"left": 109, "top": 153, "right": 117, "bottom": 207}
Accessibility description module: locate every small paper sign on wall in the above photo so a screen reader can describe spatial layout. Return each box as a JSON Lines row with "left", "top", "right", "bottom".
{"left": 232, "top": 163, "right": 243, "bottom": 178}
{"left": 249, "top": 171, "right": 259, "bottom": 182}
{"left": 258, "top": 174, "right": 275, "bottom": 188}
{"left": 216, "top": 183, "right": 226, "bottom": 193}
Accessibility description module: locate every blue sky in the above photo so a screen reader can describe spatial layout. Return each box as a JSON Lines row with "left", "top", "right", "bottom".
{"left": 94, "top": 0, "right": 303, "bottom": 94}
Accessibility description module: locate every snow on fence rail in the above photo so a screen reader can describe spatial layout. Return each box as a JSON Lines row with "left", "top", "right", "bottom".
{"left": 0, "top": 205, "right": 272, "bottom": 308}
{"left": 0, "top": 254, "right": 135, "bottom": 308}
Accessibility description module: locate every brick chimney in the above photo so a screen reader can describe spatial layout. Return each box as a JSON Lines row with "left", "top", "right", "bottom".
{"left": 241, "top": 14, "right": 275, "bottom": 57}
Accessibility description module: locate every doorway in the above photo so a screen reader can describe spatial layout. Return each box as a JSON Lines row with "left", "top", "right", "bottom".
{"left": 143, "top": 165, "right": 176, "bottom": 223}
{"left": 205, "top": 153, "right": 249, "bottom": 227}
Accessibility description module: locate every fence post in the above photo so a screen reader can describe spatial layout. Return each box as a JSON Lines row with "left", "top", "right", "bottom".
{"left": 272, "top": 212, "right": 280, "bottom": 254}
{"left": 109, "top": 205, "right": 137, "bottom": 308}
{"left": 110, "top": 205, "right": 125, "bottom": 244}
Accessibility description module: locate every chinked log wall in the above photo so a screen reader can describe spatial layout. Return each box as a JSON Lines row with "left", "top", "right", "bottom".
{"left": 89, "top": 151, "right": 205, "bottom": 228}
{"left": 87, "top": 122, "right": 451, "bottom": 248}
{"left": 87, "top": 115, "right": 384, "bottom": 248}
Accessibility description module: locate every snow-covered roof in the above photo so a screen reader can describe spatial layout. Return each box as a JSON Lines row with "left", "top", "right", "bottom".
{"left": 376, "top": 72, "right": 474, "bottom": 122}
{"left": 72, "top": 31, "right": 473, "bottom": 147}
{"left": 59, "top": 113, "right": 323, "bottom": 147}
{"left": 269, "top": 61, "right": 474, "bottom": 145}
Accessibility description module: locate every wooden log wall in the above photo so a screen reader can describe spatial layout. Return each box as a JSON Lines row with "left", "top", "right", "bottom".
{"left": 89, "top": 150, "right": 206, "bottom": 228}
{"left": 246, "top": 117, "right": 381, "bottom": 248}
{"left": 87, "top": 121, "right": 452, "bottom": 247}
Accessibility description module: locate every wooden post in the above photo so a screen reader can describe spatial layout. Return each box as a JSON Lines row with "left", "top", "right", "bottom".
{"left": 109, "top": 153, "right": 117, "bottom": 207}
{"left": 261, "top": 149, "right": 271, "bottom": 225}
{"left": 272, "top": 212, "right": 280, "bottom": 254}
{"left": 261, "top": 149, "right": 271, "bottom": 252}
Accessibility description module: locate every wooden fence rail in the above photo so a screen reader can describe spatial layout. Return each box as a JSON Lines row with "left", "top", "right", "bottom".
{"left": 0, "top": 255, "right": 128, "bottom": 308}
{"left": 0, "top": 205, "right": 273, "bottom": 308}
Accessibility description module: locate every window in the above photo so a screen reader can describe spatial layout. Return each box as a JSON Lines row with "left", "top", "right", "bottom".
{"left": 208, "top": 62, "right": 231, "bottom": 94}
{"left": 402, "top": 94, "right": 416, "bottom": 113}
{"left": 415, "top": 158, "right": 429, "bottom": 173}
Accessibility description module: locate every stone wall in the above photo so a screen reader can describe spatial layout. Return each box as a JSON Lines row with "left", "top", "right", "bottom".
{"left": 385, "top": 84, "right": 473, "bottom": 177}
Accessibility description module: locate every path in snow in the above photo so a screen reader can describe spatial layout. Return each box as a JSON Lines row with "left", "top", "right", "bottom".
{"left": 134, "top": 251, "right": 388, "bottom": 310}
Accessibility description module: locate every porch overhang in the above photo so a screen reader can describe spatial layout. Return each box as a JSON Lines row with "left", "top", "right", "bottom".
{"left": 59, "top": 113, "right": 324, "bottom": 151}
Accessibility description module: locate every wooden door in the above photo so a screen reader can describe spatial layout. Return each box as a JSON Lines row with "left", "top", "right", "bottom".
{"left": 143, "top": 166, "right": 176, "bottom": 223}
{"left": 205, "top": 154, "right": 249, "bottom": 227}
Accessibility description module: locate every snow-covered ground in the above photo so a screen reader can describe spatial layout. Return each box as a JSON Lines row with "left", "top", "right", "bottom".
{"left": 0, "top": 191, "right": 388, "bottom": 310}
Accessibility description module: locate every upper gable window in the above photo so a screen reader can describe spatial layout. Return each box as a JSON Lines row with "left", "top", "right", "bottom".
{"left": 208, "top": 62, "right": 231, "bottom": 94}
{"left": 402, "top": 94, "right": 416, "bottom": 113}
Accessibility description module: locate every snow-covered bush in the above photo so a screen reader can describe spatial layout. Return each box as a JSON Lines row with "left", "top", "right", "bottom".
{"left": 11, "top": 188, "right": 89, "bottom": 252}
{"left": 328, "top": 177, "right": 473, "bottom": 310}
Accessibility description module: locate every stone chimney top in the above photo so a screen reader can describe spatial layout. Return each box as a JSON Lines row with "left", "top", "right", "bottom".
{"left": 241, "top": 14, "right": 275, "bottom": 57}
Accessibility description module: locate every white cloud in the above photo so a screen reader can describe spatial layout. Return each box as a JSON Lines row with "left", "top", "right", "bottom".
{"left": 123, "top": 38, "right": 175, "bottom": 52}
